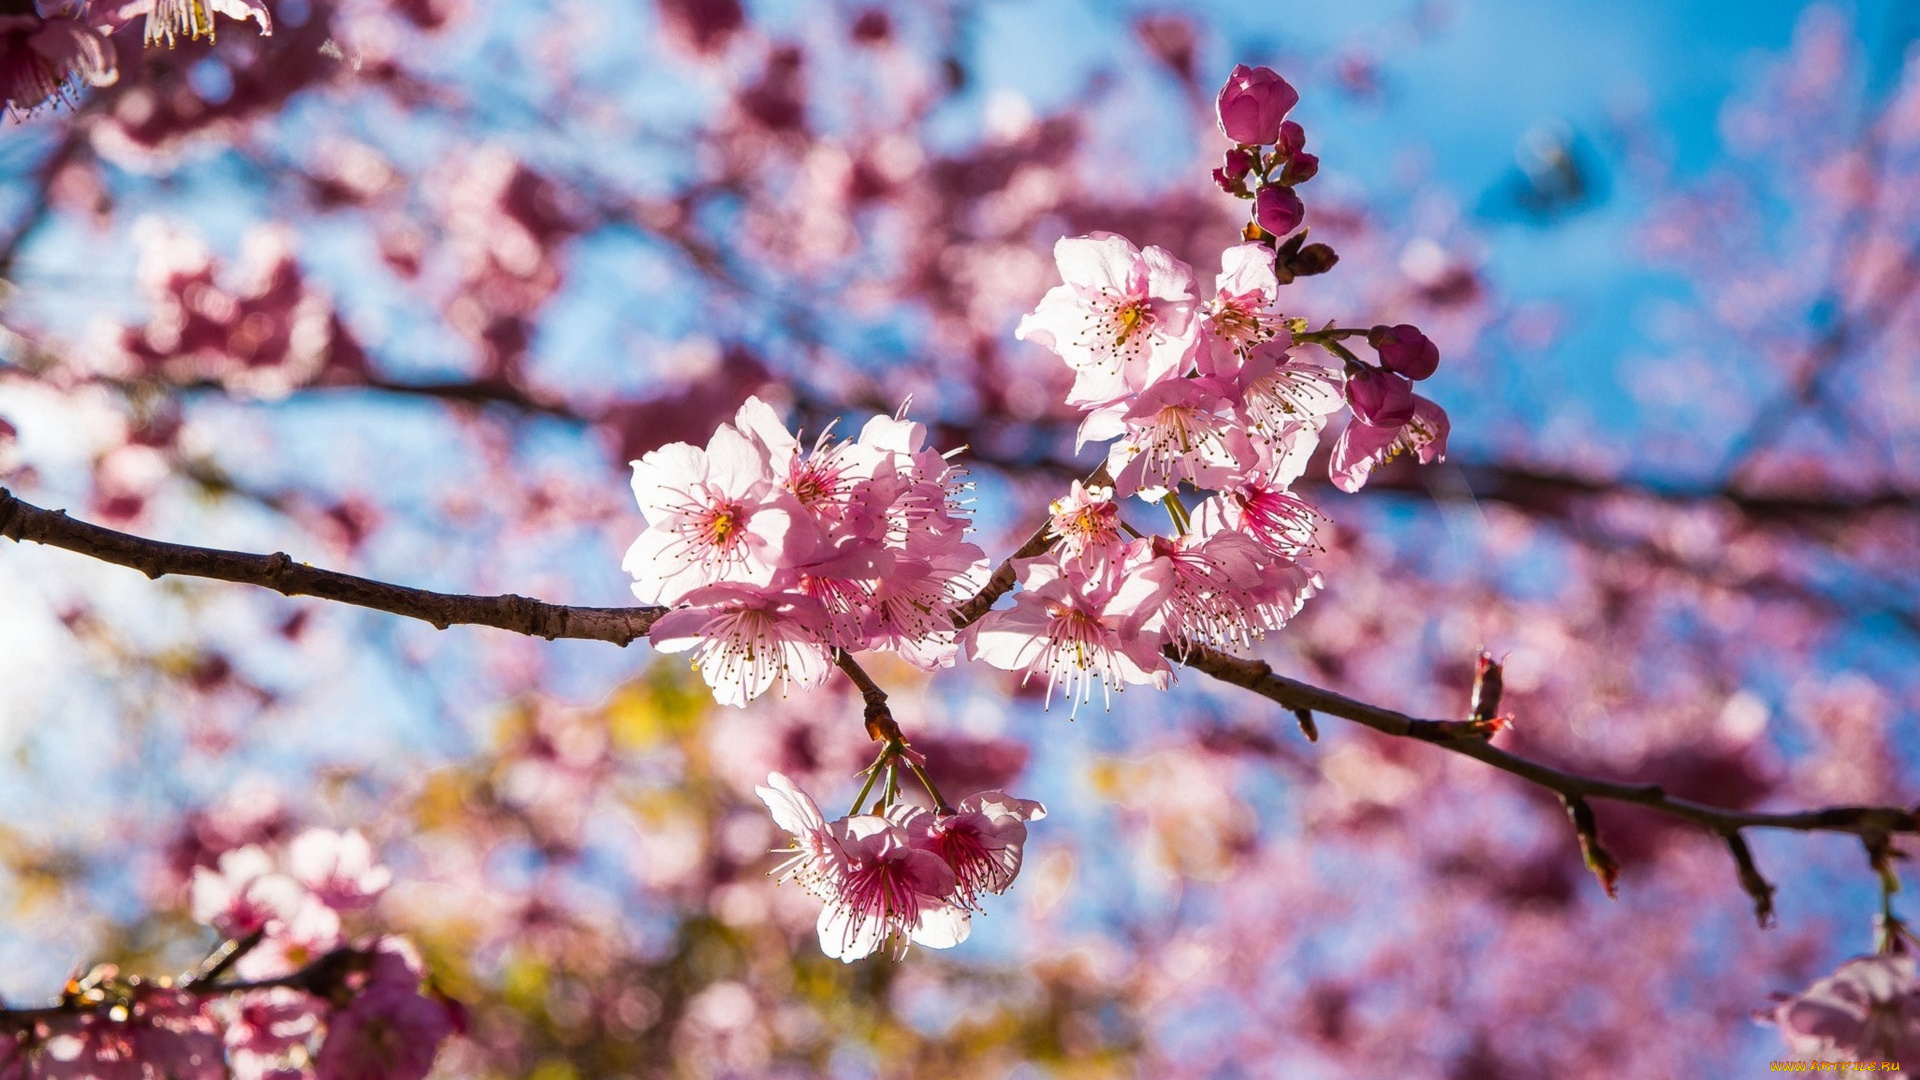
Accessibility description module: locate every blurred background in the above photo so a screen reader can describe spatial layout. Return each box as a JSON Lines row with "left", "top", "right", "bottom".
{"left": 3, "top": 0, "right": 1920, "bottom": 1075}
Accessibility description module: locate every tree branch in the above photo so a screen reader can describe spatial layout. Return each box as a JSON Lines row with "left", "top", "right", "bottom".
{"left": 0, "top": 489, "right": 663, "bottom": 645}
{"left": 1176, "top": 644, "right": 1920, "bottom": 840}
{"left": 8, "top": 487, "right": 1916, "bottom": 893}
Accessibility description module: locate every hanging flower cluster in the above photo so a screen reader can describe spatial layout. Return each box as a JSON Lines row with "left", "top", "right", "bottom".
{"left": 2, "top": 0, "right": 272, "bottom": 117}
{"left": 640, "top": 63, "right": 1451, "bottom": 963}
{"left": 629, "top": 396, "right": 988, "bottom": 707}
{"left": 758, "top": 771, "right": 1045, "bottom": 962}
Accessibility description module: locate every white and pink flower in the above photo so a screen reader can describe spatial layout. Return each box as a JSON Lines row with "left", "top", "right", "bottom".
{"left": 1017, "top": 233, "right": 1198, "bottom": 409}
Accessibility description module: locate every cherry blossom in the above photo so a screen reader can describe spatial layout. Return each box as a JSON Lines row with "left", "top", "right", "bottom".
{"left": 189, "top": 846, "right": 304, "bottom": 938}
{"left": 623, "top": 421, "right": 816, "bottom": 606}
{"left": 815, "top": 814, "right": 969, "bottom": 962}
{"left": 648, "top": 584, "right": 835, "bottom": 708}
{"left": 1769, "top": 954, "right": 1920, "bottom": 1063}
{"left": 111, "top": 0, "right": 272, "bottom": 47}
{"left": 286, "top": 829, "right": 392, "bottom": 912}
{"left": 1329, "top": 394, "right": 1452, "bottom": 493}
{"left": 1015, "top": 233, "right": 1198, "bottom": 409}
{"left": 0, "top": 13, "right": 113, "bottom": 116}
{"left": 892, "top": 792, "right": 1047, "bottom": 909}
{"left": 966, "top": 556, "right": 1175, "bottom": 715}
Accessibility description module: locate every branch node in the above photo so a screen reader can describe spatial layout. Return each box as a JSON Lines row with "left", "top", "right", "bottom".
{"left": 1291, "top": 708, "right": 1319, "bottom": 743}
{"left": 1560, "top": 794, "right": 1621, "bottom": 899}
{"left": 1725, "top": 830, "right": 1777, "bottom": 928}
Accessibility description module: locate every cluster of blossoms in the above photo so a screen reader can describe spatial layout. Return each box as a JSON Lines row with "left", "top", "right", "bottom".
{"left": 0, "top": 829, "right": 458, "bottom": 1080}
{"left": 961, "top": 66, "right": 1450, "bottom": 715}
{"left": 628, "top": 396, "right": 987, "bottom": 707}
{"left": 2, "top": 0, "right": 271, "bottom": 117}
{"left": 757, "top": 772, "right": 1045, "bottom": 962}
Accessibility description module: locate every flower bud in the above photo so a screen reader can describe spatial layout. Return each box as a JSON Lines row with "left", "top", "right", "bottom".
{"left": 1221, "top": 147, "right": 1255, "bottom": 181}
{"left": 1215, "top": 64, "right": 1299, "bottom": 146}
{"left": 1281, "top": 152, "right": 1319, "bottom": 186}
{"left": 1344, "top": 366, "right": 1415, "bottom": 427}
{"left": 1368, "top": 323, "right": 1440, "bottom": 380}
{"left": 1277, "top": 120, "right": 1306, "bottom": 159}
{"left": 1284, "top": 242, "right": 1339, "bottom": 278}
{"left": 1253, "top": 184, "right": 1304, "bottom": 238}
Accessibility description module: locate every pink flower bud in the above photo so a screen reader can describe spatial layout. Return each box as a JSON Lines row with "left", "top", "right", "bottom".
{"left": 1277, "top": 120, "right": 1306, "bottom": 159}
{"left": 1253, "top": 184, "right": 1304, "bottom": 238}
{"left": 1344, "top": 366, "right": 1415, "bottom": 427}
{"left": 1281, "top": 152, "right": 1319, "bottom": 186}
{"left": 1215, "top": 64, "right": 1299, "bottom": 146}
{"left": 1222, "top": 147, "right": 1255, "bottom": 181}
{"left": 1368, "top": 323, "right": 1440, "bottom": 380}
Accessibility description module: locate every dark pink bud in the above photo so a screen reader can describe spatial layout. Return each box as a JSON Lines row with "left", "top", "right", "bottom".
{"left": 1222, "top": 147, "right": 1255, "bottom": 181}
{"left": 1368, "top": 323, "right": 1440, "bottom": 380}
{"left": 1281, "top": 152, "right": 1319, "bottom": 186}
{"left": 1344, "top": 366, "right": 1415, "bottom": 427}
{"left": 1254, "top": 184, "right": 1304, "bottom": 237}
{"left": 1277, "top": 120, "right": 1306, "bottom": 159}
{"left": 1215, "top": 64, "right": 1299, "bottom": 146}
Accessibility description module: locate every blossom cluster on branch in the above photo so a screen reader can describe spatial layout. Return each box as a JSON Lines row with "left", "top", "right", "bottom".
{"left": 0, "top": 829, "right": 457, "bottom": 1080}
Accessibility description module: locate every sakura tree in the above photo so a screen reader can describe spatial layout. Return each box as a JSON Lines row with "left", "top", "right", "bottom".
{"left": 1, "top": 1, "right": 1918, "bottom": 1077}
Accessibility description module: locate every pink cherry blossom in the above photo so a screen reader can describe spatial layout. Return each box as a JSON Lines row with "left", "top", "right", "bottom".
{"left": 1215, "top": 64, "right": 1299, "bottom": 146}
{"left": 286, "top": 829, "right": 392, "bottom": 912}
{"left": 893, "top": 792, "right": 1047, "bottom": 909}
{"left": 1232, "top": 340, "right": 1347, "bottom": 441}
{"left": 623, "top": 419, "right": 817, "bottom": 605}
{"left": 1198, "top": 243, "right": 1292, "bottom": 375}
{"left": 1769, "top": 954, "right": 1920, "bottom": 1063}
{"left": 110, "top": 0, "right": 273, "bottom": 47}
{"left": 1090, "top": 376, "right": 1248, "bottom": 497}
{"left": 966, "top": 555, "right": 1175, "bottom": 715}
{"left": 0, "top": 14, "right": 114, "bottom": 117}
{"left": 757, "top": 772, "right": 847, "bottom": 900}
{"left": 313, "top": 942, "right": 456, "bottom": 1080}
{"left": 816, "top": 814, "right": 969, "bottom": 962}
{"left": 1016, "top": 233, "right": 1198, "bottom": 409}
{"left": 1048, "top": 481, "right": 1126, "bottom": 566}
{"left": 648, "top": 583, "right": 834, "bottom": 707}
{"left": 223, "top": 989, "right": 321, "bottom": 1058}
{"left": 862, "top": 549, "right": 988, "bottom": 670}
{"left": 234, "top": 893, "right": 344, "bottom": 980}
{"left": 189, "top": 846, "right": 304, "bottom": 938}
{"left": 1329, "top": 394, "right": 1451, "bottom": 493}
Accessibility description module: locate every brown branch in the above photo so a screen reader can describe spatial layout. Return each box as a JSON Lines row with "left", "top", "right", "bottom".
{"left": 9, "top": 486, "right": 1917, "bottom": 920}
{"left": 0, "top": 944, "right": 369, "bottom": 1030}
{"left": 0, "top": 489, "right": 663, "bottom": 645}
{"left": 1176, "top": 644, "right": 1920, "bottom": 841}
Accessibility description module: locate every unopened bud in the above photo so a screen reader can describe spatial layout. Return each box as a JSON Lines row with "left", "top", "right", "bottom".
{"left": 1254, "top": 183, "right": 1305, "bottom": 238}
{"left": 1281, "top": 151, "right": 1319, "bottom": 186}
{"left": 1369, "top": 323, "right": 1441, "bottom": 380}
{"left": 1277, "top": 120, "right": 1306, "bottom": 159}
{"left": 1343, "top": 366, "right": 1415, "bottom": 427}
{"left": 1284, "top": 242, "right": 1338, "bottom": 277}
{"left": 1216, "top": 64, "right": 1299, "bottom": 146}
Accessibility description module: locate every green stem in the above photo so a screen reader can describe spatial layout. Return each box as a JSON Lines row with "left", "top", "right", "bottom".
{"left": 902, "top": 756, "right": 955, "bottom": 815}
{"left": 849, "top": 749, "right": 888, "bottom": 818}
{"left": 1160, "top": 492, "right": 1190, "bottom": 535}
